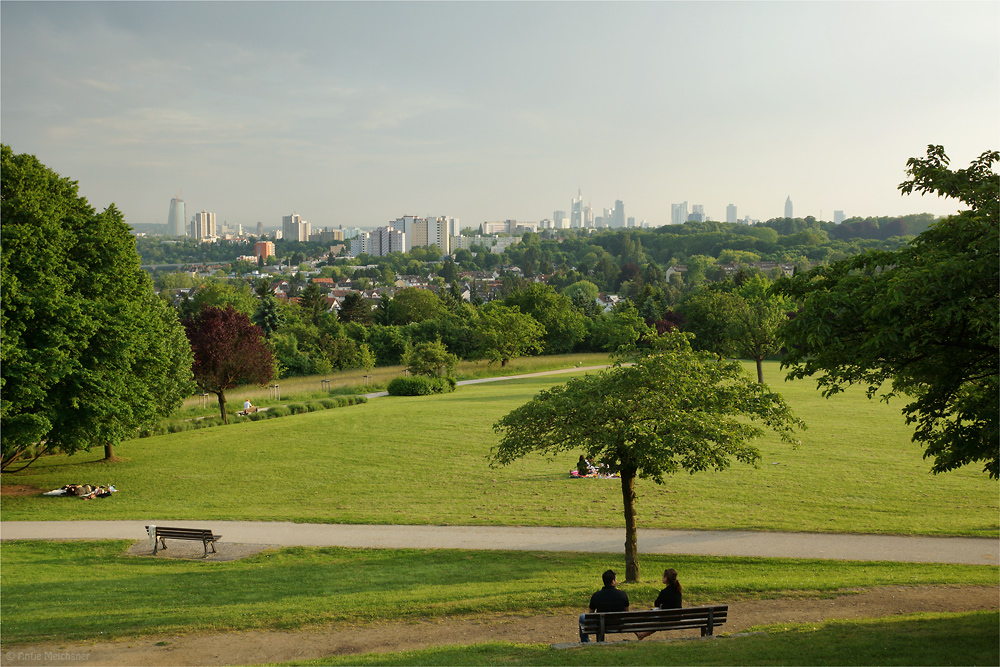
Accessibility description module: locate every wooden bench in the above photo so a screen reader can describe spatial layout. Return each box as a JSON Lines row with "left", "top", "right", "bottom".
{"left": 237, "top": 405, "right": 258, "bottom": 416}
{"left": 580, "top": 605, "right": 728, "bottom": 642}
{"left": 145, "top": 525, "right": 222, "bottom": 558}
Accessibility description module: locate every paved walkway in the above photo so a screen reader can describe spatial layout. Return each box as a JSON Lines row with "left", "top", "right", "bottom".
{"left": 1, "top": 521, "right": 996, "bottom": 565}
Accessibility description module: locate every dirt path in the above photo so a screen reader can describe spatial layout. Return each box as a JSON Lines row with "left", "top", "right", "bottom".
{"left": 3, "top": 586, "right": 996, "bottom": 667}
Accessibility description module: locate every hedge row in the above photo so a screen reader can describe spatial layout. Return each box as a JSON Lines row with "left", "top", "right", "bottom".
{"left": 139, "top": 395, "right": 367, "bottom": 438}
{"left": 386, "top": 376, "right": 457, "bottom": 396}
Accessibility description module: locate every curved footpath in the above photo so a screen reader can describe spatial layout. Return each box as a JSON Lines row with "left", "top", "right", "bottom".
{"left": 2, "top": 366, "right": 997, "bottom": 565}
{"left": 1, "top": 521, "right": 996, "bottom": 565}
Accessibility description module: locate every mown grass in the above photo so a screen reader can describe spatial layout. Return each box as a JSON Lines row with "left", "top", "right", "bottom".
{"left": 274, "top": 612, "right": 1000, "bottom": 666}
{"left": 176, "top": 353, "right": 614, "bottom": 418}
{"left": 0, "top": 540, "right": 995, "bottom": 645}
{"left": 1, "top": 362, "right": 996, "bottom": 536}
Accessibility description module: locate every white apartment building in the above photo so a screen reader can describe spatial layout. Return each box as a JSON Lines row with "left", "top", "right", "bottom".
{"left": 350, "top": 226, "right": 406, "bottom": 257}
{"left": 282, "top": 213, "right": 310, "bottom": 242}
{"left": 190, "top": 210, "right": 216, "bottom": 239}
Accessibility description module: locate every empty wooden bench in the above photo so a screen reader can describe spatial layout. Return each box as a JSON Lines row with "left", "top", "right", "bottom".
{"left": 580, "top": 605, "right": 728, "bottom": 642}
{"left": 145, "top": 525, "right": 222, "bottom": 558}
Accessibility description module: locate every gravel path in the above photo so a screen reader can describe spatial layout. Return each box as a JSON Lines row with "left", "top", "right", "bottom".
{"left": 2, "top": 520, "right": 997, "bottom": 565}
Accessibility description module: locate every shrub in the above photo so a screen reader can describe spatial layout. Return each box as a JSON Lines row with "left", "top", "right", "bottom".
{"left": 320, "top": 399, "right": 337, "bottom": 409}
{"left": 287, "top": 403, "right": 308, "bottom": 415}
{"left": 387, "top": 376, "right": 456, "bottom": 396}
{"left": 267, "top": 406, "right": 290, "bottom": 418}
{"left": 306, "top": 402, "right": 322, "bottom": 412}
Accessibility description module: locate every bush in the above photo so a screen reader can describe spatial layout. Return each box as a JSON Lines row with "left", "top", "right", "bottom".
{"left": 287, "top": 403, "right": 308, "bottom": 414}
{"left": 387, "top": 376, "right": 456, "bottom": 396}
{"left": 320, "top": 399, "right": 338, "bottom": 409}
{"left": 267, "top": 406, "right": 290, "bottom": 418}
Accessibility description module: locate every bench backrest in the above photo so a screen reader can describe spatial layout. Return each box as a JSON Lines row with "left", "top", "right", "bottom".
{"left": 145, "top": 526, "right": 218, "bottom": 539}
{"left": 581, "top": 605, "right": 728, "bottom": 636}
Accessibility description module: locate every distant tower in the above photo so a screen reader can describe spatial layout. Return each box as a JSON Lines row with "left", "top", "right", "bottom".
{"left": 670, "top": 202, "right": 688, "bottom": 225}
{"left": 726, "top": 204, "right": 737, "bottom": 223}
{"left": 613, "top": 200, "right": 625, "bottom": 228}
{"left": 257, "top": 221, "right": 264, "bottom": 237}
{"left": 168, "top": 196, "right": 186, "bottom": 237}
{"left": 834, "top": 210, "right": 845, "bottom": 224}
{"left": 785, "top": 196, "right": 793, "bottom": 219}
{"left": 571, "top": 190, "right": 584, "bottom": 228}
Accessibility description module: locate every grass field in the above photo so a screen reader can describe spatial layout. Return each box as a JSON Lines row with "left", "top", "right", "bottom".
{"left": 2, "top": 362, "right": 995, "bottom": 536}
{"left": 1, "top": 540, "right": 995, "bottom": 644}
{"left": 274, "top": 612, "right": 1000, "bottom": 667}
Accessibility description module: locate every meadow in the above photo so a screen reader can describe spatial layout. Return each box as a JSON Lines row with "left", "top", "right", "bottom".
{"left": 2, "top": 361, "right": 996, "bottom": 537}
{"left": 1, "top": 540, "right": 995, "bottom": 644}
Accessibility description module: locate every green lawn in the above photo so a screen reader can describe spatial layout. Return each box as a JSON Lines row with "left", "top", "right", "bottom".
{"left": 2, "top": 362, "right": 995, "bottom": 536}
{"left": 1, "top": 540, "right": 995, "bottom": 644}
{"left": 275, "top": 612, "right": 1000, "bottom": 666}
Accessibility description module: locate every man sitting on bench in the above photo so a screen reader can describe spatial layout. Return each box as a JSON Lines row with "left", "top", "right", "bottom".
{"left": 579, "top": 569, "right": 629, "bottom": 643}
{"left": 238, "top": 399, "right": 256, "bottom": 416}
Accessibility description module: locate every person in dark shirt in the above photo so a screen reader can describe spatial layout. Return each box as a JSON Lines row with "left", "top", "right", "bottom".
{"left": 579, "top": 569, "right": 629, "bottom": 642}
{"left": 636, "top": 568, "right": 682, "bottom": 640}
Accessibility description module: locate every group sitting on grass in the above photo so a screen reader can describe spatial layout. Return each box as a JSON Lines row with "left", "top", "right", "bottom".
{"left": 571, "top": 455, "right": 620, "bottom": 479}
{"left": 43, "top": 484, "right": 117, "bottom": 499}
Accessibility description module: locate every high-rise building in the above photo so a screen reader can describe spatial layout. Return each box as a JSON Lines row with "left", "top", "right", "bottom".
{"left": 254, "top": 241, "right": 275, "bottom": 261}
{"left": 553, "top": 210, "right": 567, "bottom": 228}
{"left": 190, "top": 211, "right": 216, "bottom": 239}
{"left": 785, "top": 196, "right": 793, "bottom": 219}
{"left": 256, "top": 221, "right": 264, "bottom": 237}
{"left": 726, "top": 204, "right": 737, "bottom": 223}
{"left": 670, "top": 202, "right": 688, "bottom": 225}
{"left": 834, "top": 210, "right": 846, "bottom": 224}
{"left": 612, "top": 200, "right": 625, "bottom": 228}
{"left": 571, "top": 190, "right": 584, "bottom": 228}
{"left": 168, "top": 197, "right": 186, "bottom": 237}
{"left": 689, "top": 204, "right": 705, "bottom": 222}
{"left": 282, "top": 213, "right": 310, "bottom": 242}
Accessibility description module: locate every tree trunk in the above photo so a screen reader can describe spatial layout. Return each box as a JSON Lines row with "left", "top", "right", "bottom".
{"left": 217, "top": 391, "right": 228, "bottom": 424}
{"left": 756, "top": 357, "right": 764, "bottom": 383}
{"left": 620, "top": 468, "right": 639, "bottom": 582}
{"left": 103, "top": 443, "right": 115, "bottom": 461}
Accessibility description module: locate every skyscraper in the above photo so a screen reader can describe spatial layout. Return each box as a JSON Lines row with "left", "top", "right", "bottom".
{"left": 190, "top": 211, "right": 216, "bottom": 239}
{"left": 613, "top": 200, "right": 625, "bottom": 228}
{"left": 726, "top": 204, "right": 737, "bottom": 223}
{"left": 256, "top": 221, "right": 264, "bottom": 237}
{"left": 670, "top": 202, "right": 688, "bottom": 225}
{"left": 168, "top": 197, "right": 186, "bottom": 237}
{"left": 571, "top": 190, "right": 584, "bottom": 228}
{"left": 282, "top": 214, "right": 310, "bottom": 242}
{"left": 785, "top": 196, "right": 793, "bottom": 219}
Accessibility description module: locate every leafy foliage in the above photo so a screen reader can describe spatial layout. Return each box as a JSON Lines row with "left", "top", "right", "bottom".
{"left": 387, "top": 375, "right": 456, "bottom": 396}
{"left": 182, "top": 305, "right": 275, "bottom": 423}
{"left": 475, "top": 303, "right": 544, "bottom": 367}
{"left": 491, "top": 332, "right": 803, "bottom": 581}
{"left": 1, "top": 145, "right": 194, "bottom": 467}
{"left": 775, "top": 146, "right": 999, "bottom": 478}
{"left": 404, "top": 339, "right": 458, "bottom": 377}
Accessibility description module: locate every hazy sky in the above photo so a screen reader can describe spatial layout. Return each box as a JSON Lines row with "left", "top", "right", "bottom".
{"left": 2, "top": 1, "right": 997, "bottom": 229}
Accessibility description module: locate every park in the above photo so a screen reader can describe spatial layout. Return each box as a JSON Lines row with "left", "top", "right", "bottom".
{"left": 1, "top": 355, "right": 998, "bottom": 666}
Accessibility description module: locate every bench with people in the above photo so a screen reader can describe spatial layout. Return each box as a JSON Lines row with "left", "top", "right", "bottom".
{"left": 578, "top": 568, "right": 727, "bottom": 643}
{"left": 43, "top": 484, "right": 117, "bottom": 499}
{"left": 238, "top": 398, "right": 258, "bottom": 417}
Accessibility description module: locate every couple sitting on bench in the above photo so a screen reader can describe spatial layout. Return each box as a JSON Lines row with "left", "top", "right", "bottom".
{"left": 238, "top": 399, "right": 258, "bottom": 416}
{"left": 580, "top": 568, "right": 683, "bottom": 642}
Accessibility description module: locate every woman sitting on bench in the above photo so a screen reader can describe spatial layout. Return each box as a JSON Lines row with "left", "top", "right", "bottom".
{"left": 636, "top": 568, "right": 682, "bottom": 640}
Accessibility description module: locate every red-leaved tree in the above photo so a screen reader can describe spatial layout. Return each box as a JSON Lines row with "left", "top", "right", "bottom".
{"left": 183, "top": 305, "right": 275, "bottom": 424}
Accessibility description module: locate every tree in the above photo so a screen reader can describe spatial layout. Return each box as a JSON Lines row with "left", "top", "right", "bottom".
{"left": 475, "top": 302, "right": 544, "bottom": 367}
{"left": 191, "top": 280, "right": 258, "bottom": 317}
{"left": 490, "top": 332, "right": 803, "bottom": 582}
{"left": 774, "top": 145, "right": 998, "bottom": 478}
{"left": 504, "top": 283, "right": 588, "bottom": 354}
{"left": 404, "top": 339, "right": 458, "bottom": 377}
{"left": 384, "top": 287, "right": 445, "bottom": 325}
{"left": 338, "top": 291, "right": 373, "bottom": 325}
{"left": 1, "top": 146, "right": 195, "bottom": 467}
{"left": 183, "top": 305, "right": 275, "bottom": 424}
{"left": 726, "top": 276, "right": 794, "bottom": 383}
{"left": 252, "top": 293, "right": 285, "bottom": 338}
{"left": 297, "top": 281, "right": 328, "bottom": 325}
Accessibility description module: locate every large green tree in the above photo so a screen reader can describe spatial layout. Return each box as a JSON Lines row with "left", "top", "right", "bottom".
{"left": 504, "top": 283, "right": 587, "bottom": 354}
{"left": 490, "top": 333, "right": 803, "bottom": 582}
{"left": 726, "top": 276, "right": 794, "bottom": 383}
{"left": 774, "top": 146, "right": 998, "bottom": 478}
{"left": 1, "top": 145, "right": 195, "bottom": 467}
{"left": 475, "top": 302, "right": 544, "bottom": 367}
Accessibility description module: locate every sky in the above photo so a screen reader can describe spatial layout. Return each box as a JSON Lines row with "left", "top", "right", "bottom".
{"left": 2, "top": 1, "right": 998, "bottom": 230}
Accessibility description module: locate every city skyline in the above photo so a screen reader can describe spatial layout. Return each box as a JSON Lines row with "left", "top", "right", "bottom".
{"left": 2, "top": 2, "right": 997, "bottom": 229}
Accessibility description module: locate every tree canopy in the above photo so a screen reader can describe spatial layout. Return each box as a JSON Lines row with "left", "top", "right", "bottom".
{"left": 1, "top": 145, "right": 194, "bottom": 467}
{"left": 183, "top": 305, "right": 275, "bottom": 423}
{"left": 774, "top": 145, "right": 999, "bottom": 479}
{"left": 491, "top": 332, "right": 803, "bottom": 581}
{"left": 475, "top": 302, "right": 544, "bottom": 367}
